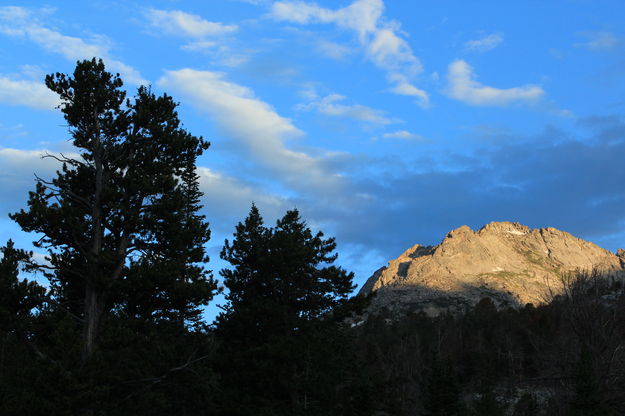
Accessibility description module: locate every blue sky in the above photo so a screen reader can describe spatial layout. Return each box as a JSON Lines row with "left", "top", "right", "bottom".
{"left": 1, "top": 1, "right": 625, "bottom": 307}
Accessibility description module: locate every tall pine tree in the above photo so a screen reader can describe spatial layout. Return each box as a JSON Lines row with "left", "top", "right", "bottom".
{"left": 217, "top": 205, "right": 354, "bottom": 338}
{"left": 9, "top": 58, "right": 218, "bottom": 413}
{"left": 216, "top": 205, "right": 356, "bottom": 415}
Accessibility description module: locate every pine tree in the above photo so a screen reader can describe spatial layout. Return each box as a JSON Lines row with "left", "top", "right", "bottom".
{"left": 216, "top": 205, "right": 356, "bottom": 415}
{"left": 0, "top": 241, "right": 68, "bottom": 415}
{"left": 218, "top": 205, "right": 354, "bottom": 339}
{"left": 9, "top": 58, "right": 218, "bottom": 413}
{"left": 0, "top": 240, "right": 45, "bottom": 333}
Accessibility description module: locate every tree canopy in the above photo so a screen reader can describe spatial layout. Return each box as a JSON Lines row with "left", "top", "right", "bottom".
{"left": 215, "top": 204, "right": 357, "bottom": 415}
{"left": 6, "top": 58, "right": 218, "bottom": 414}
{"left": 217, "top": 204, "right": 355, "bottom": 337}
{"left": 0, "top": 240, "right": 45, "bottom": 333}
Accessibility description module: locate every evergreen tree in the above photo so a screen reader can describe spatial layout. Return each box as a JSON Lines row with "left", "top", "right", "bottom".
{"left": 216, "top": 205, "right": 356, "bottom": 415}
{"left": 9, "top": 58, "right": 218, "bottom": 413}
{"left": 0, "top": 241, "right": 72, "bottom": 415}
{"left": 0, "top": 240, "right": 45, "bottom": 333}
{"left": 217, "top": 205, "right": 354, "bottom": 338}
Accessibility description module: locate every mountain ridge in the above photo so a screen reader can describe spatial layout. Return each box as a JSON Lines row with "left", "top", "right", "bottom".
{"left": 360, "top": 222, "right": 625, "bottom": 315}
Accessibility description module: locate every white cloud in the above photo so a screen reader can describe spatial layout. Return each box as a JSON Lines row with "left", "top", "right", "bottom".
{"left": 180, "top": 42, "right": 249, "bottom": 67}
{"left": 577, "top": 31, "right": 621, "bottom": 51}
{"left": 366, "top": 28, "right": 420, "bottom": 72}
{"left": 181, "top": 40, "right": 218, "bottom": 51}
{"left": 387, "top": 73, "right": 429, "bottom": 106}
{"left": 271, "top": 0, "right": 383, "bottom": 40}
{"left": 158, "top": 69, "right": 343, "bottom": 192}
{"left": 0, "top": 148, "right": 80, "bottom": 174}
{"left": 197, "top": 167, "right": 287, "bottom": 219}
{"left": 316, "top": 39, "right": 351, "bottom": 60}
{"left": 144, "top": 9, "right": 244, "bottom": 65}
{"left": 556, "top": 108, "right": 574, "bottom": 118}
{"left": 0, "top": 147, "right": 78, "bottom": 212}
{"left": 383, "top": 130, "right": 424, "bottom": 140}
{"left": 0, "top": 76, "right": 60, "bottom": 110}
{"left": 464, "top": 33, "right": 504, "bottom": 53}
{"left": 0, "top": 6, "right": 146, "bottom": 85}
{"left": 145, "top": 9, "right": 237, "bottom": 38}
{"left": 445, "top": 60, "right": 544, "bottom": 106}
{"left": 270, "top": 0, "right": 428, "bottom": 105}
{"left": 299, "top": 93, "right": 395, "bottom": 124}
{"left": 0, "top": 146, "right": 289, "bottom": 234}
{"left": 16, "top": 64, "right": 46, "bottom": 80}
{"left": 298, "top": 83, "right": 319, "bottom": 101}
{"left": 0, "top": 123, "right": 28, "bottom": 140}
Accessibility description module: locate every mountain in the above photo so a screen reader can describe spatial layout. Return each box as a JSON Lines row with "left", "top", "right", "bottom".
{"left": 360, "top": 222, "right": 625, "bottom": 315}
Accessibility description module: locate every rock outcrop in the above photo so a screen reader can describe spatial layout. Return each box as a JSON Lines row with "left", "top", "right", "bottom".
{"left": 360, "top": 222, "right": 625, "bottom": 315}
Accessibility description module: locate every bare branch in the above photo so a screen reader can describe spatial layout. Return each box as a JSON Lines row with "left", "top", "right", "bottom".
{"left": 120, "top": 352, "right": 210, "bottom": 402}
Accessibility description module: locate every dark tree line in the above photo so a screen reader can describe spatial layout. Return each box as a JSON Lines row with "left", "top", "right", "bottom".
{"left": 352, "top": 271, "right": 625, "bottom": 415}
{"left": 1, "top": 59, "right": 625, "bottom": 415}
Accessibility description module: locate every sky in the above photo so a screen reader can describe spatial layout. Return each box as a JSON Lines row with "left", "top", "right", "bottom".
{"left": 1, "top": 0, "right": 625, "bottom": 313}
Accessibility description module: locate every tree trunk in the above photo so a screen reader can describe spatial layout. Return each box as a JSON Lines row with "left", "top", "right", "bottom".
{"left": 83, "top": 110, "right": 104, "bottom": 365}
{"left": 82, "top": 112, "right": 104, "bottom": 416}
{"left": 82, "top": 283, "right": 105, "bottom": 363}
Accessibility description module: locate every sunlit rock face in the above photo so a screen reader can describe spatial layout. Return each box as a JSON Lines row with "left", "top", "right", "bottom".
{"left": 360, "top": 222, "right": 625, "bottom": 316}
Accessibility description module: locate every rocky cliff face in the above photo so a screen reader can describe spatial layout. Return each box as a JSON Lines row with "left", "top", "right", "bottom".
{"left": 361, "top": 222, "right": 625, "bottom": 315}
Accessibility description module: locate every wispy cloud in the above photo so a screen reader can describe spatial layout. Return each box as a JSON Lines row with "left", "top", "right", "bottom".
{"left": 383, "top": 130, "right": 424, "bottom": 140}
{"left": 271, "top": 0, "right": 382, "bottom": 40}
{"left": 196, "top": 167, "right": 288, "bottom": 227}
{"left": 445, "top": 60, "right": 544, "bottom": 106}
{"left": 143, "top": 8, "right": 245, "bottom": 66}
{"left": 158, "top": 69, "right": 343, "bottom": 192}
{"left": 0, "top": 76, "right": 60, "bottom": 110}
{"left": 270, "top": 0, "right": 428, "bottom": 106}
{"left": 0, "top": 147, "right": 78, "bottom": 212}
{"left": 144, "top": 9, "right": 238, "bottom": 38}
{"left": 0, "top": 6, "right": 146, "bottom": 85}
{"left": 464, "top": 33, "right": 503, "bottom": 53}
{"left": 576, "top": 31, "right": 621, "bottom": 51}
{"left": 298, "top": 93, "right": 395, "bottom": 125}
{"left": 366, "top": 27, "right": 421, "bottom": 72}
{"left": 181, "top": 40, "right": 218, "bottom": 51}
{"left": 387, "top": 73, "right": 429, "bottom": 106}
{"left": 315, "top": 39, "right": 352, "bottom": 60}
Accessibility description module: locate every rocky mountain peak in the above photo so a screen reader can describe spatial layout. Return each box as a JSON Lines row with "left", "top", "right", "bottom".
{"left": 361, "top": 222, "right": 625, "bottom": 316}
